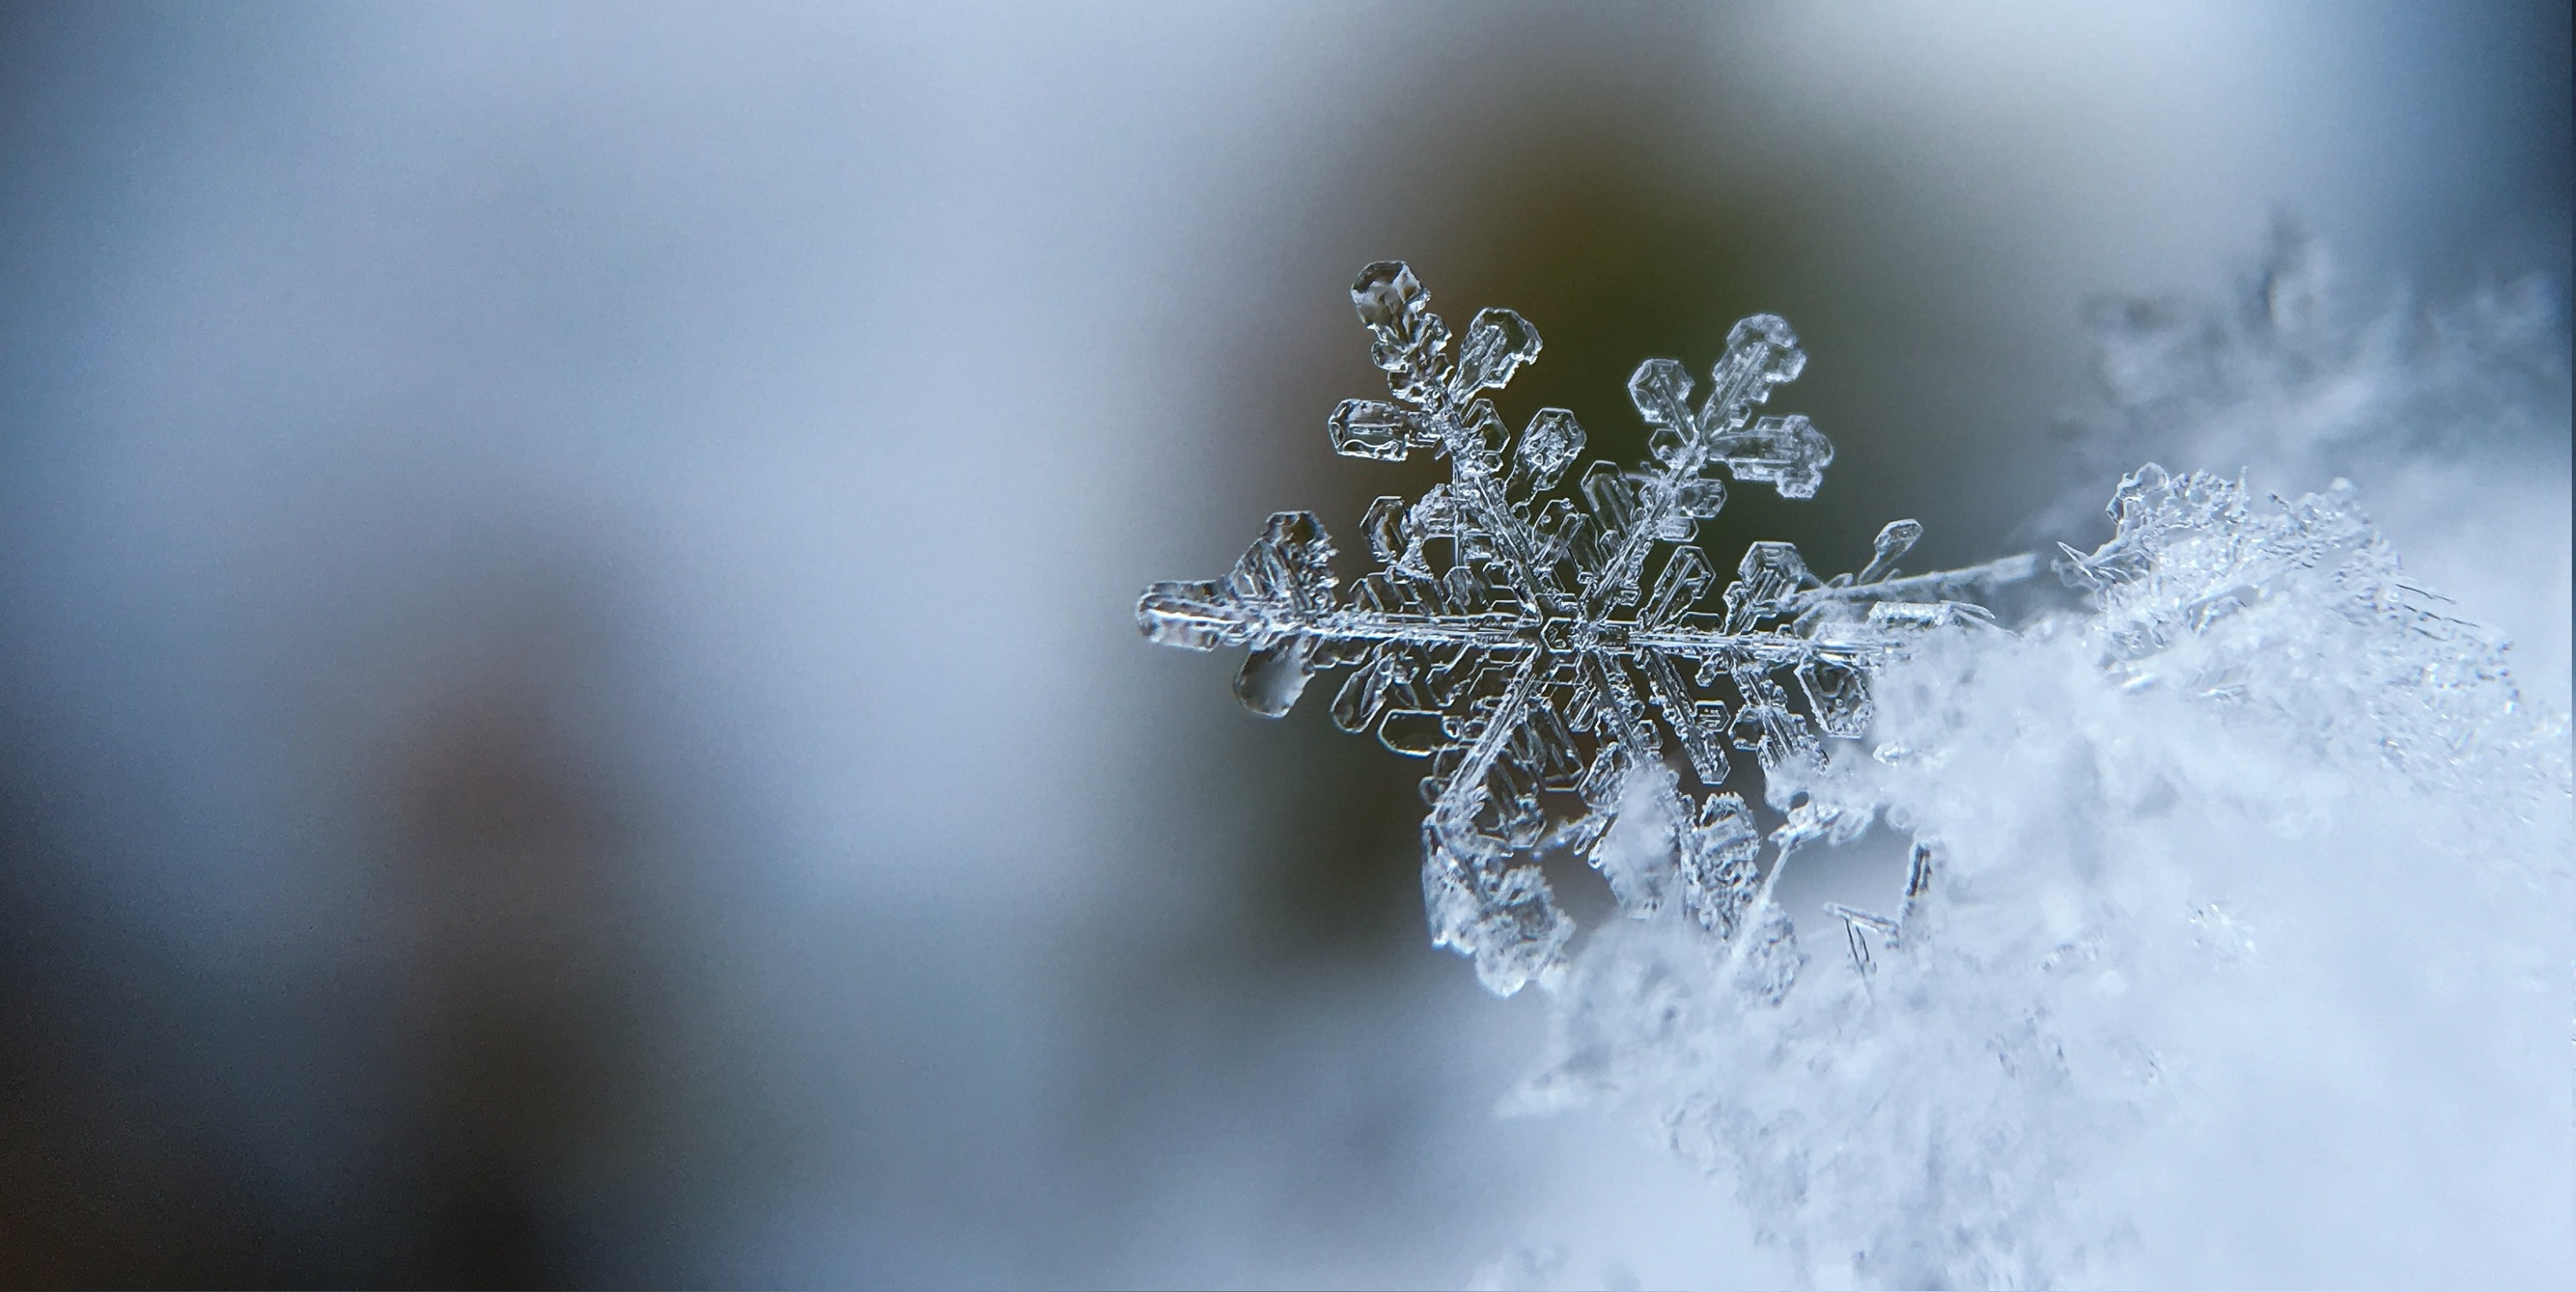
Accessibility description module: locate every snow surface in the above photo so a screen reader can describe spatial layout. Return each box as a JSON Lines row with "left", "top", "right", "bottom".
{"left": 1499, "top": 251, "right": 2573, "bottom": 1289}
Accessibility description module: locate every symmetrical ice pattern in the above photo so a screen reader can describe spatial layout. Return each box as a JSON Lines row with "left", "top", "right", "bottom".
{"left": 1139, "top": 262, "right": 2032, "bottom": 993}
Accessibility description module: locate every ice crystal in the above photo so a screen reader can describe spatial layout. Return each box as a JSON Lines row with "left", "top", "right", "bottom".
{"left": 1507, "top": 462, "right": 2571, "bottom": 1285}
{"left": 1139, "top": 262, "right": 2032, "bottom": 993}
{"left": 2056, "top": 463, "right": 2549, "bottom": 795}
{"left": 1504, "top": 343, "right": 2571, "bottom": 1284}
{"left": 2046, "top": 227, "right": 2573, "bottom": 709}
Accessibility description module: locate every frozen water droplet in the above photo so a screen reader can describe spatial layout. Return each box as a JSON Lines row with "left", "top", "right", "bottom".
{"left": 1234, "top": 633, "right": 1318, "bottom": 717}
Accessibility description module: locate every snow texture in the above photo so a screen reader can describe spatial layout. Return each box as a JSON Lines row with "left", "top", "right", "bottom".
{"left": 1514, "top": 462, "right": 2570, "bottom": 1287}
{"left": 2045, "top": 226, "right": 2573, "bottom": 713}
{"left": 1138, "top": 261, "right": 2033, "bottom": 995}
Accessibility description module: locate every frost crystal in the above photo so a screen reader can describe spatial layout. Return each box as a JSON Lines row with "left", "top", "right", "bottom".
{"left": 1513, "top": 464, "right": 2571, "bottom": 1288}
{"left": 2056, "top": 463, "right": 2555, "bottom": 798}
{"left": 1139, "top": 262, "right": 2032, "bottom": 993}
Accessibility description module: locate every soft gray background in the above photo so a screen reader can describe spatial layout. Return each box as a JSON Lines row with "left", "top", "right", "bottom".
{"left": 1, "top": 3, "right": 2565, "bottom": 1286}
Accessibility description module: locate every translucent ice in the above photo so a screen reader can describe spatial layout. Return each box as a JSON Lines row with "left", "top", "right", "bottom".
{"left": 1139, "top": 262, "right": 2033, "bottom": 993}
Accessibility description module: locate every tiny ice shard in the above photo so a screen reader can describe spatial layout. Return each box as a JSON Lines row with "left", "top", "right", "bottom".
{"left": 1139, "top": 261, "right": 2034, "bottom": 994}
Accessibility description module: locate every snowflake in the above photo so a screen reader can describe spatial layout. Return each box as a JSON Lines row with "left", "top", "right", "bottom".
{"left": 1139, "top": 262, "right": 2033, "bottom": 993}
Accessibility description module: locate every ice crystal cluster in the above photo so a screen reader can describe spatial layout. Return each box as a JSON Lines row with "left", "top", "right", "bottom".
{"left": 1138, "top": 262, "right": 2032, "bottom": 994}
{"left": 1143, "top": 258, "right": 2571, "bottom": 1288}
{"left": 1507, "top": 271, "right": 2569, "bottom": 1286}
{"left": 1517, "top": 460, "right": 2568, "bottom": 1283}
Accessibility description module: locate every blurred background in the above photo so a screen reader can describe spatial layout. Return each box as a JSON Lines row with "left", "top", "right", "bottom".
{"left": 0, "top": 3, "right": 2564, "bottom": 1287}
